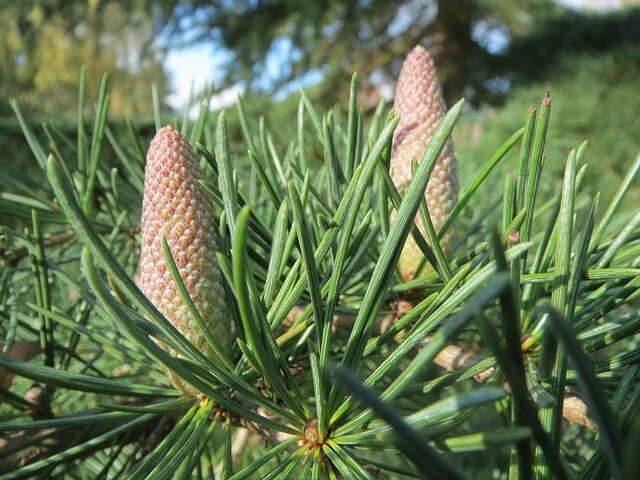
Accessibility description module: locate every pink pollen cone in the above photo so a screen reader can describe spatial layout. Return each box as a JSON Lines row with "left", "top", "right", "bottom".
{"left": 391, "top": 45, "right": 458, "bottom": 281}
{"left": 140, "top": 125, "right": 231, "bottom": 394}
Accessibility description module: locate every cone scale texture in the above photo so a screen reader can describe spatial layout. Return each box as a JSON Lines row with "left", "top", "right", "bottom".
{"left": 140, "top": 125, "right": 230, "bottom": 394}
{"left": 391, "top": 45, "right": 458, "bottom": 281}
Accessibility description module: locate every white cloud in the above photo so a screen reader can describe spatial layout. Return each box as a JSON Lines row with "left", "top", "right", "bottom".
{"left": 556, "top": 0, "right": 628, "bottom": 8}
{"left": 165, "top": 44, "right": 221, "bottom": 109}
{"left": 209, "top": 84, "right": 242, "bottom": 110}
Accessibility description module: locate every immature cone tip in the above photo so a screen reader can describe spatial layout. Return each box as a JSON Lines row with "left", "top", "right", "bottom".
{"left": 391, "top": 45, "right": 458, "bottom": 281}
{"left": 140, "top": 125, "right": 231, "bottom": 394}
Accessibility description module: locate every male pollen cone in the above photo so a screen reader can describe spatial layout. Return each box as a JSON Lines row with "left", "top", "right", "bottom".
{"left": 391, "top": 45, "right": 458, "bottom": 281}
{"left": 140, "top": 125, "right": 231, "bottom": 394}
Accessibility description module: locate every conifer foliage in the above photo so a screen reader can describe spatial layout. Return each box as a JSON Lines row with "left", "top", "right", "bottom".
{"left": 0, "top": 47, "right": 639, "bottom": 479}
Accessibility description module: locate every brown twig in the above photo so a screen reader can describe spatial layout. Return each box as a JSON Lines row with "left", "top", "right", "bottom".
{"left": 0, "top": 341, "right": 42, "bottom": 390}
{"left": 0, "top": 230, "right": 76, "bottom": 267}
{"left": 0, "top": 225, "right": 139, "bottom": 268}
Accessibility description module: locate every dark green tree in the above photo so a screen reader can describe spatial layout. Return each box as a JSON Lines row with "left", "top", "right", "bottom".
{"left": 0, "top": 0, "right": 176, "bottom": 115}
{"left": 170, "top": 0, "right": 564, "bottom": 104}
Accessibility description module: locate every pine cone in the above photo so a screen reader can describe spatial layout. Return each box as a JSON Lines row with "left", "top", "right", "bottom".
{"left": 391, "top": 45, "right": 458, "bottom": 281}
{"left": 139, "top": 125, "right": 231, "bottom": 394}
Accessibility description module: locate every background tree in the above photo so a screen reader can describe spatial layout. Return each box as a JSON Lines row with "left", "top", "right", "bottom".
{"left": 3, "top": 0, "right": 640, "bottom": 113}
{"left": 169, "top": 0, "right": 565, "bottom": 104}
{"left": 0, "top": 0, "right": 174, "bottom": 116}
{"left": 170, "top": 0, "right": 640, "bottom": 106}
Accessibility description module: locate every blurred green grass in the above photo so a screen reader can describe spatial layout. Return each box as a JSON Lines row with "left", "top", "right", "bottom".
{"left": 454, "top": 47, "right": 640, "bottom": 210}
